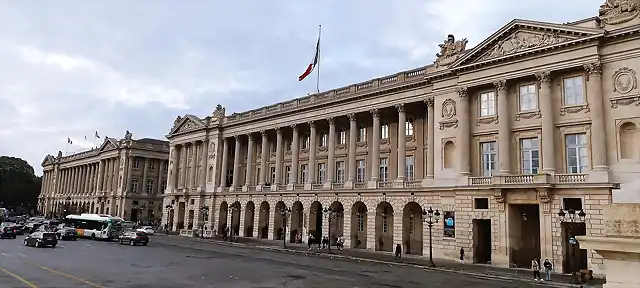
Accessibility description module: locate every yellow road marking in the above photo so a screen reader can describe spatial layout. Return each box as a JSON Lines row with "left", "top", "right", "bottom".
{"left": 0, "top": 266, "right": 39, "bottom": 288}
{"left": 28, "top": 262, "right": 106, "bottom": 288}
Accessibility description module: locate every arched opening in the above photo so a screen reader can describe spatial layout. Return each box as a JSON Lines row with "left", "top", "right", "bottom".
{"left": 208, "top": 166, "right": 214, "bottom": 182}
{"left": 273, "top": 201, "right": 286, "bottom": 240}
{"left": 309, "top": 201, "right": 323, "bottom": 241}
{"left": 290, "top": 201, "right": 304, "bottom": 243}
{"left": 244, "top": 201, "right": 255, "bottom": 237}
{"left": 258, "top": 201, "right": 270, "bottom": 239}
{"left": 351, "top": 201, "right": 368, "bottom": 249}
{"left": 329, "top": 201, "right": 344, "bottom": 245}
{"left": 443, "top": 141, "right": 455, "bottom": 169}
{"left": 403, "top": 202, "right": 424, "bottom": 255}
{"left": 231, "top": 201, "right": 241, "bottom": 236}
{"left": 217, "top": 201, "right": 228, "bottom": 235}
{"left": 375, "top": 202, "right": 394, "bottom": 252}
{"left": 620, "top": 122, "right": 637, "bottom": 159}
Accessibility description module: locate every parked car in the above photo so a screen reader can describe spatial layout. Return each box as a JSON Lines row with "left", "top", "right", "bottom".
{"left": 0, "top": 226, "right": 17, "bottom": 239}
{"left": 136, "top": 226, "right": 155, "bottom": 235}
{"left": 118, "top": 231, "right": 149, "bottom": 246}
{"left": 55, "top": 227, "right": 77, "bottom": 241}
{"left": 24, "top": 232, "right": 58, "bottom": 248}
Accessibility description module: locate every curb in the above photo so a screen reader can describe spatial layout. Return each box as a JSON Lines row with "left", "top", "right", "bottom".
{"left": 154, "top": 237, "right": 584, "bottom": 288}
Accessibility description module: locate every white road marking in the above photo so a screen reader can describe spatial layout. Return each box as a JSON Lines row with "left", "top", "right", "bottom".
{"left": 58, "top": 245, "right": 66, "bottom": 248}
{"left": 17, "top": 253, "right": 27, "bottom": 258}
{"left": 1, "top": 252, "right": 7, "bottom": 256}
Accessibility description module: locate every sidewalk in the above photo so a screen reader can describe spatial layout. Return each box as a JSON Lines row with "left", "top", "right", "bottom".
{"left": 153, "top": 235, "right": 604, "bottom": 288}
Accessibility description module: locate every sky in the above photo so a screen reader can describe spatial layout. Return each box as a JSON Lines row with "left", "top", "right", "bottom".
{"left": 0, "top": 0, "right": 602, "bottom": 175}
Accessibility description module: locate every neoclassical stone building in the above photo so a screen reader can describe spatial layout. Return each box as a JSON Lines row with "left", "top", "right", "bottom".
{"left": 163, "top": 2, "right": 640, "bottom": 276}
{"left": 39, "top": 131, "right": 169, "bottom": 222}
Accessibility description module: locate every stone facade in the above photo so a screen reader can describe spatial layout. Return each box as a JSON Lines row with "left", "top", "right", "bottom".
{"left": 162, "top": 2, "right": 640, "bottom": 276}
{"left": 39, "top": 131, "right": 169, "bottom": 222}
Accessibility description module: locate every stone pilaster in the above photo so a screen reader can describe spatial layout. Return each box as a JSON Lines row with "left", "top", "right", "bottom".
{"left": 456, "top": 87, "right": 471, "bottom": 175}
{"left": 536, "top": 71, "right": 556, "bottom": 174}
{"left": 495, "top": 79, "right": 511, "bottom": 175}
{"left": 584, "top": 61, "right": 609, "bottom": 181}
{"left": 425, "top": 98, "right": 435, "bottom": 180}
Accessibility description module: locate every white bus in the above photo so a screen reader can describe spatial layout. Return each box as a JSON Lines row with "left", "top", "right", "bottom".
{"left": 64, "top": 214, "right": 124, "bottom": 240}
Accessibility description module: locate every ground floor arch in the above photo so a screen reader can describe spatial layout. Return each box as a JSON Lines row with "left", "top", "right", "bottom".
{"left": 290, "top": 201, "right": 304, "bottom": 243}
{"left": 258, "top": 201, "right": 270, "bottom": 239}
{"left": 403, "top": 202, "right": 424, "bottom": 255}
{"left": 217, "top": 201, "right": 228, "bottom": 235}
{"left": 244, "top": 201, "right": 255, "bottom": 237}
{"left": 351, "top": 201, "right": 368, "bottom": 249}
{"left": 375, "top": 202, "right": 394, "bottom": 252}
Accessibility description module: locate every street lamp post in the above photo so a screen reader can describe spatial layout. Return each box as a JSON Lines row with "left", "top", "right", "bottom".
{"left": 280, "top": 205, "right": 291, "bottom": 248}
{"left": 229, "top": 205, "right": 239, "bottom": 242}
{"left": 323, "top": 207, "right": 342, "bottom": 252}
{"left": 557, "top": 208, "right": 586, "bottom": 281}
{"left": 422, "top": 207, "right": 441, "bottom": 268}
{"left": 200, "top": 206, "right": 209, "bottom": 239}
{"left": 165, "top": 205, "right": 174, "bottom": 233}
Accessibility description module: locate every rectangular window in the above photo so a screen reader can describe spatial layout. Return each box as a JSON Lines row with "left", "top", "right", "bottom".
{"left": 405, "top": 156, "right": 415, "bottom": 180}
{"left": 520, "top": 138, "right": 540, "bottom": 174}
{"left": 481, "top": 141, "right": 497, "bottom": 177}
{"left": 379, "top": 158, "right": 389, "bottom": 182}
{"left": 301, "top": 164, "right": 308, "bottom": 184}
{"left": 474, "top": 198, "right": 489, "bottom": 210}
{"left": 270, "top": 167, "right": 276, "bottom": 184}
{"left": 480, "top": 91, "right": 496, "bottom": 116}
{"left": 335, "top": 161, "right": 345, "bottom": 184}
{"left": 357, "top": 160, "right": 366, "bottom": 183}
{"left": 285, "top": 166, "right": 291, "bottom": 185}
{"left": 406, "top": 118, "right": 414, "bottom": 136}
{"left": 566, "top": 133, "right": 588, "bottom": 173}
{"left": 318, "top": 163, "right": 326, "bottom": 183}
{"left": 320, "top": 133, "right": 327, "bottom": 147}
{"left": 339, "top": 129, "right": 347, "bottom": 145}
{"left": 145, "top": 179, "right": 154, "bottom": 194}
{"left": 381, "top": 122, "right": 389, "bottom": 139}
{"left": 563, "top": 76, "right": 584, "bottom": 105}
{"left": 148, "top": 160, "right": 155, "bottom": 170}
{"left": 382, "top": 214, "right": 388, "bottom": 233}
{"left": 358, "top": 125, "right": 366, "bottom": 142}
{"left": 133, "top": 158, "right": 140, "bottom": 169}
{"left": 519, "top": 84, "right": 537, "bottom": 111}
{"left": 302, "top": 135, "right": 310, "bottom": 149}
{"left": 131, "top": 179, "right": 139, "bottom": 193}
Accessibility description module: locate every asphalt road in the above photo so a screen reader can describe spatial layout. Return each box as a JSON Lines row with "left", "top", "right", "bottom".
{"left": 0, "top": 235, "right": 546, "bottom": 288}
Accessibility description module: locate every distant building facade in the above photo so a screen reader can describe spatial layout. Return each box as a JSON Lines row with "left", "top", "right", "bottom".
{"left": 162, "top": 2, "right": 640, "bottom": 276}
{"left": 39, "top": 131, "right": 169, "bottom": 223}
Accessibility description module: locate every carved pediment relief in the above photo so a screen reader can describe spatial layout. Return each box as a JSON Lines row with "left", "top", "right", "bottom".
{"left": 99, "top": 139, "right": 119, "bottom": 152}
{"left": 599, "top": 0, "right": 639, "bottom": 25}
{"left": 477, "top": 31, "right": 572, "bottom": 62}
{"left": 170, "top": 115, "right": 205, "bottom": 135}
{"left": 41, "top": 155, "right": 55, "bottom": 167}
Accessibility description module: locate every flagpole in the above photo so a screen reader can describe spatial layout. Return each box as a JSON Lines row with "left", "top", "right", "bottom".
{"left": 316, "top": 24, "right": 322, "bottom": 93}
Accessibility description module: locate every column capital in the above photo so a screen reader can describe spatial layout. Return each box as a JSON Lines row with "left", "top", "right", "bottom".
{"left": 369, "top": 108, "right": 379, "bottom": 118}
{"left": 535, "top": 71, "right": 552, "bottom": 86}
{"left": 234, "top": 135, "right": 241, "bottom": 141}
{"left": 455, "top": 86, "right": 468, "bottom": 98}
{"left": 424, "top": 97, "right": 434, "bottom": 107}
{"left": 584, "top": 61, "right": 603, "bottom": 81}
{"left": 246, "top": 132, "right": 253, "bottom": 139}
{"left": 347, "top": 113, "right": 356, "bottom": 122}
{"left": 275, "top": 127, "right": 282, "bottom": 134}
{"left": 493, "top": 79, "right": 507, "bottom": 91}
{"left": 395, "top": 103, "right": 405, "bottom": 113}
{"left": 290, "top": 124, "right": 298, "bottom": 131}
{"left": 326, "top": 117, "right": 334, "bottom": 125}
{"left": 260, "top": 130, "right": 267, "bottom": 136}
{"left": 308, "top": 121, "right": 315, "bottom": 128}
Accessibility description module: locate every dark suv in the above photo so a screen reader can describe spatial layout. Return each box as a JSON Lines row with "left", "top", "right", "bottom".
{"left": 24, "top": 232, "right": 58, "bottom": 248}
{"left": 119, "top": 231, "right": 149, "bottom": 246}
{"left": 0, "top": 226, "right": 17, "bottom": 239}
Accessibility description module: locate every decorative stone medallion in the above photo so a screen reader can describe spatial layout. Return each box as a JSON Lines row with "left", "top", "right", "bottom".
{"left": 613, "top": 67, "right": 637, "bottom": 94}
{"left": 441, "top": 98, "right": 456, "bottom": 119}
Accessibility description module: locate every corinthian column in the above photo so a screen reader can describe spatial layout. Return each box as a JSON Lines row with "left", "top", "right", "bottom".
{"left": 219, "top": 138, "right": 229, "bottom": 189}
{"left": 456, "top": 87, "right": 471, "bottom": 175}
{"left": 324, "top": 117, "right": 336, "bottom": 188}
{"left": 395, "top": 104, "right": 407, "bottom": 183}
{"left": 232, "top": 136, "right": 241, "bottom": 189}
{"left": 308, "top": 122, "right": 317, "bottom": 185}
{"left": 495, "top": 79, "right": 511, "bottom": 175}
{"left": 346, "top": 113, "right": 357, "bottom": 188}
{"left": 369, "top": 109, "right": 380, "bottom": 188}
{"left": 289, "top": 125, "right": 299, "bottom": 187}
{"left": 245, "top": 133, "right": 255, "bottom": 187}
{"left": 274, "top": 128, "right": 283, "bottom": 188}
{"left": 259, "top": 131, "right": 268, "bottom": 187}
{"left": 584, "top": 62, "right": 609, "bottom": 180}
{"left": 536, "top": 71, "right": 555, "bottom": 174}
{"left": 425, "top": 98, "right": 435, "bottom": 180}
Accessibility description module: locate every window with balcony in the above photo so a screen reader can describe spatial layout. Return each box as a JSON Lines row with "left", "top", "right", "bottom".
{"left": 381, "top": 122, "right": 389, "bottom": 139}
{"left": 405, "top": 156, "right": 415, "bottom": 180}
{"left": 480, "top": 91, "right": 496, "bottom": 116}
{"left": 519, "top": 84, "right": 537, "bottom": 111}
{"left": 563, "top": 76, "right": 585, "bottom": 105}
{"left": 335, "top": 161, "right": 345, "bottom": 184}
{"left": 358, "top": 125, "right": 366, "bottom": 142}
{"left": 481, "top": 141, "right": 497, "bottom": 177}
{"left": 357, "top": 160, "right": 366, "bottom": 182}
{"left": 320, "top": 133, "right": 327, "bottom": 147}
{"left": 566, "top": 133, "right": 588, "bottom": 173}
{"left": 302, "top": 135, "right": 310, "bottom": 149}
{"left": 318, "top": 163, "right": 326, "bottom": 183}
{"left": 145, "top": 179, "right": 154, "bottom": 194}
{"left": 285, "top": 166, "right": 291, "bottom": 185}
{"left": 520, "top": 138, "right": 539, "bottom": 174}
{"left": 133, "top": 158, "right": 140, "bottom": 169}
{"left": 270, "top": 167, "right": 276, "bottom": 184}
{"left": 379, "top": 158, "right": 389, "bottom": 182}
{"left": 301, "top": 164, "right": 309, "bottom": 183}
{"left": 339, "top": 129, "right": 347, "bottom": 145}
{"left": 131, "top": 179, "right": 139, "bottom": 193}
{"left": 406, "top": 118, "right": 414, "bottom": 136}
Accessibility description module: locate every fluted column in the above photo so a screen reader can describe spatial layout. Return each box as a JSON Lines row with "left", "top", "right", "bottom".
{"left": 73, "top": 167, "right": 80, "bottom": 194}
{"left": 126, "top": 156, "right": 133, "bottom": 193}
{"left": 585, "top": 62, "right": 609, "bottom": 174}
{"left": 232, "top": 136, "right": 241, "bottom": 189}
{"left": 219, "top": 139, "right": 228, "bottom": 188}
{"left": 396, "top": 104, "right": 407, "bottom": 182}
{"left": 325, "top": 117, "right": 336, "bottom": 187}
{"left": 259, "top": 131, "right": 268, "bottom": 186}
{"left": 142, "top": 158, "right": 149, "bottom": 193}
{"left": 274, "top": 128, "right": 283, "bottom": 186}
{"left": 369, "top": 109, "right": 380, "bottom": 188}
{"left": 457, "top": 87, "right": 471, "bottom": 175}
{"left": 182, "top": 145, "right": 189, "bottom": 188}
{"left": 190, "top": 142, "right": 198, "bottom": 188}
{"left": 308, "top": 122, "right": 317, "bottom": 184}
{"left": 536, "top": 71, "right": 555, "bottom": 174}
{"left": 168, "top": 145, "right": 176, "bottom": 189}
{"left": 112, "top": 157, "right": 119, "bottom": 191}
{"left": 245, "top": 134, "right": 255, "bottom": 187}
{"left": 290, "top": 125, "right": 299, "bottom": 186}
{"left": 158, "top": 159, "right": 165, "bottom": 194}
{"left": 87, "top": 165, "right": 93, "bottom": 194}
{"left": 425, "top": 98, "right": 435, "bottom": 179}
{"left": 346, "top": 113, "right": 357, "bottom": 187}
{"left": 97, "top": 160, "right": 105, "bottom": 192}
{"left": 495, "top": 79, "right": 511, "bottom": 175}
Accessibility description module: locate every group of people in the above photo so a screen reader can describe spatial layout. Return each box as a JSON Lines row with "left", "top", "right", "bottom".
{"left": 531, "top": 257, "right": 554, "bottom": 282}
{"left": 307, "top": 233, "right": 345, "bottom": 250}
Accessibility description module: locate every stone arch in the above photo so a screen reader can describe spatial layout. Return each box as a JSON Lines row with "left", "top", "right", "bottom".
{"left": 619, "top": 122, "right": 637, "bottom": 159}
{"left": 329, "top": 201, "right": 345, "bottom": 245}
{"left": 443, "top": 140, "right": 455, "bottom": 169}
{"left": 351, "top": 201, "right": 368, "bottom": 249}
{"left": 244, "top": 201, "right": 255, "bottom": 237}
{"left": 403, "top": 202, "right": 424, "bottom": 255}
{"left": 273, "top": 201, "right": 286, "bottom": 240}
{"left": 290, "top": 201, "right": 304, "bottom": 243}
{"left": 230, "top": 201, "right": 241, "bottom": 236}
{"left": 375, "top": 202, "right": 394, "bottom": 252}
{"left": 217, "top": 201, "right": 228, "bottom": 235}
{"left": 258, "top": 201, "right": 270, "bottom": 239}
{"left": 309, "top": 201, "right": 323, "bottom": 241}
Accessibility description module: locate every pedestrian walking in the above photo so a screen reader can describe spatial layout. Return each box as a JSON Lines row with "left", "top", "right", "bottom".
{"left": 459, "top": 247, "right": 465, "bottom": 264}
{"left": 543, "top": 258, "right": 553, "bottom": 281}
{"left": 308, "top": 233, "right": 315, "bottom": 250}
{"left": 395, "top": 244, "right": 402, "bottom": 261}
{"left": 532, "top": 257, "right": 541, "bottom": 281}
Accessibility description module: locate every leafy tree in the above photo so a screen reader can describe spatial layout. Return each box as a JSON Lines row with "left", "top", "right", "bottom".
{"left": 0, "top": 156, "right": 41, "bottom": 212}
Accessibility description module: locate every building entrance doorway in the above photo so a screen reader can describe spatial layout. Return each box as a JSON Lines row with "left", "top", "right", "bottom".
{"left": 509, "top": 204, "right": 541, "bottom": 269}
{"left": 472, "top": 219, "right": 492, "bottom": 264}
{"left": 562, "top": 222, "right": 587, "bottom": 274}
{"left": 130, "top": 208, "right": 139, "bottom": 222}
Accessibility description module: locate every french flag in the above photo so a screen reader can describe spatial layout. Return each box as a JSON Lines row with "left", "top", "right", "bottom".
{"left": 298, "top": 37, "right": 320, "bottom": 82}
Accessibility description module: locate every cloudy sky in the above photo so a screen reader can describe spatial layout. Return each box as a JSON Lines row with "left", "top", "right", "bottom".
{"left": 0, "top": 0, "right": 601, "bottom": 174}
